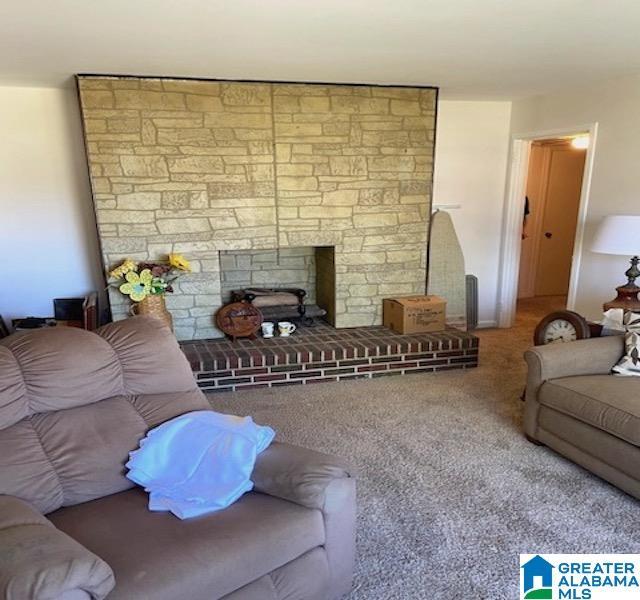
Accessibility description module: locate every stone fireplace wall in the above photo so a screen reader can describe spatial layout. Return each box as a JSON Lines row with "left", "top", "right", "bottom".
{"left": 77, "top": 76, "right": 437, "bottom": 340}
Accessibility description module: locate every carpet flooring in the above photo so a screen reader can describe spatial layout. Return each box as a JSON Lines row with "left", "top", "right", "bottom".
{"left": 208, "top": 297, "right": 640, "bottom": 599}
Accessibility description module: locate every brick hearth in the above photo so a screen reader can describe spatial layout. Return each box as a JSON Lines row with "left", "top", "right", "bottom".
{"left": 181, "top": 323, "right": 479, "bottom": 393}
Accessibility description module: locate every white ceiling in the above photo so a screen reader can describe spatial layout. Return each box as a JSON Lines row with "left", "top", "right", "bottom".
{"left": 2, "top": 0, "right": 640, "bottom": 98}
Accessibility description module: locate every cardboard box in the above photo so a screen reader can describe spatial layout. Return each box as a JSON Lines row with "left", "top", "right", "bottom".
{"left": 383, "top": 295, "right": 447, "bottom": 334}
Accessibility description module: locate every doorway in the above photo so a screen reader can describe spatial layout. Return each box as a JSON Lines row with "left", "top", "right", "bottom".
{"left": 517, "top": 138, "right": 587, "bottom": 317}
{"left": 497, "top": 123, "right": 598, "bottom": 328}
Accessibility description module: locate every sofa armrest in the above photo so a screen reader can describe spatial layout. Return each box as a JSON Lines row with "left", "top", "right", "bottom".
{"left": 252, "top": 442, "right": 356, "bottom": 598}
{"left": 252, "top": 441, "right": 354, "bottom": 510}
{"left": 0, "top": 495, "right": 115, "bottom": 600}
{"left": 525, "top": 335, "right": 624, "bottom": 395}
{"left": 523, "top": 335, "right": 624, "bottom": 439}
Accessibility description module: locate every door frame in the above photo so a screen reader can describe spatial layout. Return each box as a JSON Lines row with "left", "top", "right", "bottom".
{"left": 496, "top": 122, "right": 598, "bottom": 328}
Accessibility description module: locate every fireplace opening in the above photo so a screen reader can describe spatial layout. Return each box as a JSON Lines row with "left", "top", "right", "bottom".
{"left": 219, "top": 246, "right": 336, "bottom": 326}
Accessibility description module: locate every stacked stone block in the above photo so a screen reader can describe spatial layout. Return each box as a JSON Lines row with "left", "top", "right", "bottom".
{"left": 271, "top": 84, "right": 436, "bottom": 327}
{"left": 78, "top": 76, "right": 437, "bottom": 340}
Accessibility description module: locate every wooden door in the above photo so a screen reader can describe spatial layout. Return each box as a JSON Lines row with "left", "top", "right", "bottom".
{"left": 518, "top": 144, "right": 546, "bottom": 298}
{"left": 534, "top": 144, "right": 586, "bottom": 296}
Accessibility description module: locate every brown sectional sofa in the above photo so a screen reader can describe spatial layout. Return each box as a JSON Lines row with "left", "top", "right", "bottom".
{"left": 524, "top": 335, "right": 640, "bottom": 499}
{"left": 0, "top": 317, "right": 356, "bottom": 599}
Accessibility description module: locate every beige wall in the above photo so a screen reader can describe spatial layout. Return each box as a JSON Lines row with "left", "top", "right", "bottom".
{"left": 510, "top": 72, "right": 640, "bottom": 320}
{"left": 0, "top": 86, "right": 103, "bottom": 326}
{"left": 432, "top": 100, "right": 512, "bottom": 327}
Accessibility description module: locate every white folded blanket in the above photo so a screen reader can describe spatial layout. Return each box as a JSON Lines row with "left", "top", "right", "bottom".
{"left": 126, "top": 410, "right": 275, "bottom": 519}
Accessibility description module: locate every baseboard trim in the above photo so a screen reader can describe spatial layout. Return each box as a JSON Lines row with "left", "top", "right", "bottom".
{"left": 476, "top": 320, "right": 498, "bottom": 329}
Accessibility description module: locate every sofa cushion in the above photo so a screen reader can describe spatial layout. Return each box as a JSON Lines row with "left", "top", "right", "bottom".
{"left": 539, "top": 375, "right": 640, "bottom": 446}
{"left": 0, "top": 326, "right": 122, "bottom": 420}
{"left": 128, "top": 389, "right": 209, "bottom": 429}
{"left": 0, "top": 317, "right": 199, "bottom": 431}
{"left": 221, "top": 548, "right": 330, "bottom": 600}
{"left": 32, "top": 396, "right": 147, "bottom": 507}
{"left": 0, "top": 346, "right": 28, "bottom": 427}
{"left": 98, "top": 317, "right": 197, "bottom": 396}
{"left": 0, "top": 420, "right": 64, "bottom": 514}
{"left": 0, "top": 317, "right": 210, "bottom": 514}
{"left": 0, "top": 496, "right": 115, "bottom": 600}
{"left": 0, "top": 390, "right": 209, "bottom": 514}
{"left": 49, "top": 487, "right": 325, "bottom": 600}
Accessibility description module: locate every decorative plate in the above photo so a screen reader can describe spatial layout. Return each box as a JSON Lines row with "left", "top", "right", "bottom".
{"left": 216, "top": 302, "right": 263, "bottom": 340}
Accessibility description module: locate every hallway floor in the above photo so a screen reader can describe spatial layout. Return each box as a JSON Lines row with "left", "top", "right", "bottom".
{"left": 516, "top": 294, "right": 568, "bottom": 329}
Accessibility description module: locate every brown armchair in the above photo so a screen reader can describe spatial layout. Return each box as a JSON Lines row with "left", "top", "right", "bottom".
{"left": 524, "top": 335, "right": 640, "bottom": 499}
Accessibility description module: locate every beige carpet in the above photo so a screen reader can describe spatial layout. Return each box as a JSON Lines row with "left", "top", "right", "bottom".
{"left": 208, "top": 297, "right": 640, "bottom": 599}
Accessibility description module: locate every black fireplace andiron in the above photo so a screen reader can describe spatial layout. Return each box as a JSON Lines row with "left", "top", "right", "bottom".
{"left": 230, "top": 288, "right": 326, "bottom": 326}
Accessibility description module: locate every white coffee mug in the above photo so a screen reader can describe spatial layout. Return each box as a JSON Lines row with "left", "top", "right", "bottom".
{"left": 261, "top": 322, "right": 275, "bottom": 338}
{"left": 278, "top": 321, "right": 297, "bottom": 337}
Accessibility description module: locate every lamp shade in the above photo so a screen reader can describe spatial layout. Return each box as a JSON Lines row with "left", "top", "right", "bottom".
{"left": 591, "top": 215, "right": 640, "bottom": 256}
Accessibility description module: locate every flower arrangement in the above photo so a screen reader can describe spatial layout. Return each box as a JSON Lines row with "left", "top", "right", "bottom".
{"left": 108, "top": 254, "right": 191, "bottom": 302}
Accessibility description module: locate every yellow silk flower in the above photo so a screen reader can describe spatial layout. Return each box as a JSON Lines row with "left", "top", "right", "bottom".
{"left": 119, "top": 269, "right": 153, "bottom": 302}
{"left": 168, "top": 253, "right": 191, "bottom": 271}
{"left": 109, "top": 258, "right": 137, "bottom": 279}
